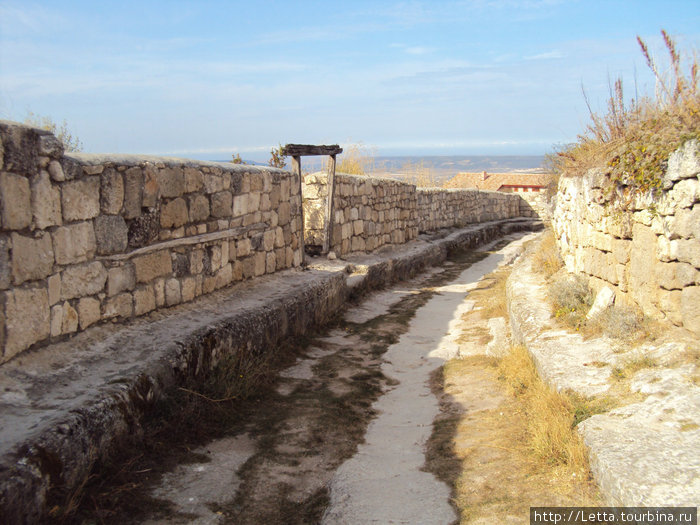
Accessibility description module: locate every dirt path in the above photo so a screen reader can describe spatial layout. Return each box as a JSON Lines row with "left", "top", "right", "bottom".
{"left": 82, "top": 232, "right": 551, "bottom": 524}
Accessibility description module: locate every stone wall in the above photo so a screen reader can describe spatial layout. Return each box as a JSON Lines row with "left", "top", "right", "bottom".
{"left": 303, "top": 172, "right": 418, "bottom": 255}
{"left": 416, "top": 188, "right": 522, "bottom": 231}
{"left": 0, "top": 120, "right": 303, "bottom": 363}
{"left": 303, "top": 172, "right": 526, "bottom": 256}
{"left": 552, "top": 139, "right": 700, "bottom": 334}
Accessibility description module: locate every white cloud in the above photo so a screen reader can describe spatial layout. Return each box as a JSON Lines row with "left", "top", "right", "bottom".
{"left": 524, "top": 50, "right": 565, "bottom": 60}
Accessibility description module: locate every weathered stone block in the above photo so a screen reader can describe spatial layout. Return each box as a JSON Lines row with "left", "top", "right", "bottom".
{"left": 181, "top": 277, "right": 196, "bottom": 302}
{"left": 94, "top": 215, "right": 128, "bottom": 255}
{"left": 265, "top": 252, "right": 276, "bottom": 274}
{"left": 78, "top": 297, "right": 101, "bottom": 330}
{"left": 50, "top": 304, "right": 62, "bottom": 338}
{"left": 237, "top": 238, "right": 251, "bottom": 258}
{"left": 103, "top": 292, "right": 132, "bottom": 319}
{"left": 61, "top": 262, "right": 107, "bottom": 300}
{"left": 0, "top": 172, "right": 31, "bottom": 229}
{"left": 133, "top": 250, "right": 172, "bottom": 283}
{"left": 157, "top": 167, "right": 185, "bottom": 198}
{"left": 681, "top": 286, "right": 700, "bottom": 334}
{"left": 656, "top": 261, "right": 699, "bottom": 290}
{"left": 83, "top": 164, "right": 104, "bottom": 175}
{"left": 254, "top": 252, "right": 266, "bottom": 276}
{"left": 31, "top": 171, "right": 62, "bottom": 228}
{"left": 0, "top": 236, "right": 9, "bottom": 290}
{"left": 232, "top": 194, "right": 248, "bottom": 217}
{"left": 161, "top": 198, "right": 188, "bottom": 228}
{"left": 658, "top": 289, "right": 683, "bottom": 326}
{"left": 203, "top": 172, "right": 225, "bottom": 194}
{"left": 107, "top": 264, "right": 135, "bottom": 297}
{"left": 123, "top": 168, "right": 143, "bottom": 219}
{"left": 52, "top": 222, "right": 96, "bottom": 265}
{"left": 188, "top": 194, "right": 210, "bottom": 222}
{"left": 184, "top": 167, "right": 203, "bottom": 193}
{"left": 127, "top": 209, "right": 160, "bottom": 249}
{"left": 60, "top": 301, "right": 79, "bottom": 334}
{"left": 61, "top": 177, "right": 100, "bottom": 221}
{"left": 143, "top": 165, "right": 160, "bottom": 208}
{"left": 11, "top": 232, "right": 54, "bottom": 284}
{"left": 676, "top": 239, "right": 700, "bottom": 268}
{"left": 100, "top": 169, "right": 124, "bottom": 214}
{"left": 263, "top": 230, "right": 275, "bottom": 251}
{"left": 665, "top": 139, "right": 700, "bottom": 182}
{"left": 47, "top": 273, "right": 61, "bottom": 305}
{"left": 164, "top": 278, "right": 181, "bottom": 306}
{"left": 4, "top": 287, "right": 50, "bottom": 358}
{"left": 133, "top": 285, "right": 156, "bottom": 316}
{"left": 211, "top": 191, "right": 233, "bottom": 218}
{"left": 216, "top": 263, "right": 232, "bottom": 288}
{"left": 278, "top": 202, "right": 290, "bottom": 226}
{"left": 154, "top": 278, "right": 165, "bottom": 307}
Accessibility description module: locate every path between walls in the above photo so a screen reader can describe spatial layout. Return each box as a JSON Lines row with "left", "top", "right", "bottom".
{"left": 134, "top": 233, "right": 537, "bottom": 524}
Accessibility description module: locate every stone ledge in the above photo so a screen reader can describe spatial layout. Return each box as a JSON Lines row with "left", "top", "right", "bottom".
{"left": 506, "top": 232, "right": 700, "bottom": 506}
{"left": 0, "top": 218, "right": 541, "bottom": 523}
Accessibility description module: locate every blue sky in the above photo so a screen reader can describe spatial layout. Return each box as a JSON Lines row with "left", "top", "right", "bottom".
{"left": 0, "top": 0, "right": 698, "bottom": 161}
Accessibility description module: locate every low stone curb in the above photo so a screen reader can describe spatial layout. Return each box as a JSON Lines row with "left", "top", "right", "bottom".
{"left": 0, "top": 218, "right": 540, "bottom": 523}
{"left": 506, "top": 232, "right": 700, "bottom": 506}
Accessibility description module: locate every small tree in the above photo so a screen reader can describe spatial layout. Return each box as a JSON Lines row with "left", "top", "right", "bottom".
{"left": 268, "top": 144, "right": 286, "bottom": 169}
{"left": 24, "top": 111, "right": 83, "bottom": 152}
{"left": 231, "top": 153, "right": 247, "bottom": 165}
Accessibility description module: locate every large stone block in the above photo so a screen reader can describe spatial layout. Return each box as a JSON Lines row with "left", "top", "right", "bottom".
{"left": 133, "top": 250, "right": 172, "bottom": 283}
{"left": 94, "top": 215, "right": 128, "bottom": 255}
{"left": 107, "top": 264, "right": 135, "bottom": 297}
{"left": 61, "top": 261, "right": 107, "bottom": 300}
{"left": 31, "top": 171, "right": 62, "bottom": 228}
{"left": 100, "top": 169, "right": 124, "bottom": 214}
{"left": 123, "top": 168, "right": 144, "bottom": 219}
{"left": 127, "top": 209, "right": 160, "bottom": 249}
{"left": 11, "top": 232, "right": 54, "bottom": 284}
{"left": 133, "top": 285, "right": 156, "bottom": 316}
{"left": 77, "top": 297, "right": 101, "bottom": 330}
{"left": 184, "top": 167, "right": 203, "bottom": 193}
{"left": 681, "top": 286, "right": 700, "bottom": 334}
{"left": 0, "top": 236, "right": 10, "bottom": 290}
{"left": 676, "top": 239, "right": 700, "bottom": 268}
{"left": 656, "top": 261, "right": 699, "bottom": 290}
{"left": 61, "top": 177, "right": 100, "bottom": 221}
{"left": 188, "top": 194, "right": 210, "bottom": 222}
{"left": 0, "top": 172, "right": 31, "bottom": 229}
{"left": 143, "top": 165, "right": 160, "bottom": 207}
{"left": 3, "top": 287, "right": 50, "bottom": 358}
{"left": 160, "top": 198, "right": 188, "bottom": 228}
{"left": 0, "top": 123, "right": 41, "bottom": 174}
{"left": 164, "top": 278, "right": 181, "bottom": 306}
{"left": 157, "top": 167, "right": 185, "bottom": 198}
{"left": 52, "top": 222, "right": 96, "bottom": 265}
{"left": 103, "top": 292, "right": 133, "bottom": 319}
{"left": 211, "top": 191, "right": 233, "bottom": 218}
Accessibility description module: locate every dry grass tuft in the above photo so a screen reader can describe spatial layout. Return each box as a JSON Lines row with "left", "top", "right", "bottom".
{"left": 333, "top": 143, "right": 375, "bottom": 175}
{"left": 498, "top": 345, "right": 599, "bottom": 472}
{"left": 531, "top": 230, "right": 563, "bottom": 279}
{"left": 548, "top": 31, "right": 700, "bottom": 206}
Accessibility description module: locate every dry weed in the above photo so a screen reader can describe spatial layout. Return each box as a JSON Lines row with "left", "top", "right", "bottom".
{"left": 550, "top": 31, "right": 700, "bottom": 206}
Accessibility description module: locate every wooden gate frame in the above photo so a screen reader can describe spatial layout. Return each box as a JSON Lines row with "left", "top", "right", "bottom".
{"left": 281, "top": 144, "right": 343, "bottom": 261}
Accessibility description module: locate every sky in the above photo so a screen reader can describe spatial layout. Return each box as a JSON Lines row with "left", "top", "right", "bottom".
{"left": 0, "top": 0, "right": 698, "bottom": 162}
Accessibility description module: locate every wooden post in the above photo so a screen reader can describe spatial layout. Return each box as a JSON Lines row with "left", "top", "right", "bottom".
{"left": 323, "top": 154, "right": 337, "bottom": 255}
{"left": 291, "top": 155, "right": 305, "bottom": 265}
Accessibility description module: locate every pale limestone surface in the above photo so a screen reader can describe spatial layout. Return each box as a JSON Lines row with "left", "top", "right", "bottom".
{"left": 508, "top": 232, "right": 700, "bottom": 506}
{"left": 322, "top": 233, "right": 535, "bottom": 525}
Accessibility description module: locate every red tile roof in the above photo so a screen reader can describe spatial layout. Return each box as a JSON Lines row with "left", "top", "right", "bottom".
{"left": 443, "top": 171, "right": 552, "bottom": 191}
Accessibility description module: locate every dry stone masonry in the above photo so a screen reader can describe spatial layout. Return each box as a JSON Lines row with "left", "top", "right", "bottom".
{"left": 552, "top": 139, "right": 700, "bottom": 335}
{"left": 0, "top": 120, "right": 535, "bottom": 363}
{"left": 0, "top": 120, "right": 303, "bottom": 363}
{"left": 303, "top": 172, "right": 525, "bottom": 257}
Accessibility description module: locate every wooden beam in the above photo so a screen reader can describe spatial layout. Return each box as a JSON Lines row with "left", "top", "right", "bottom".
{"left": 291, "top": 155, "right": 305, "bottom": 265}
{"left": 323, "top": 154, "right": 337, "bottom": 255}
{"left": 282, "top": 144, "right": 343, "bottom": 157}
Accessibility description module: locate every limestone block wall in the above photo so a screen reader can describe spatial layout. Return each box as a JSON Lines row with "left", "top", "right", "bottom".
{"left": 303, "top": 172, "right": 526, "bottom": 257}
{"left": 516, "top": 190, "right": 552, "bottom": 220}
{"left": 303, "top": 172, "right": 419, "bottom": 255}
{"left": 0, "top": 120, "right": 303, "bottom": 363}
{"left": 416, "top": 188, "right": 522, "bottom": 231}
{"left": 552, "top": 139, "right": 700, "bottom": 334}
